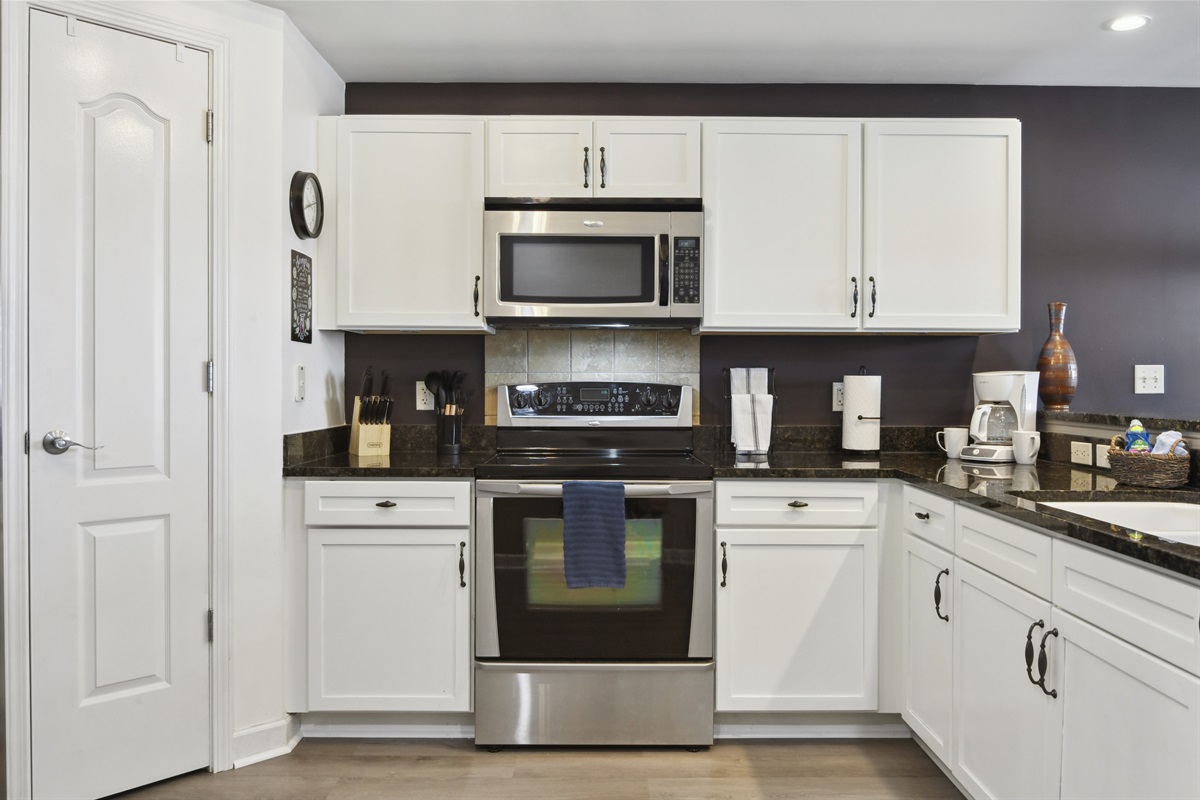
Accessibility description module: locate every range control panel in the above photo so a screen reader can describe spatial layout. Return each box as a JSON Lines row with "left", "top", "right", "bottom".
{"left": 672, "top": 236, "right": 701, "bottom": 306}
{"left": 502, "top": 381, "right": 690, "bottom": 421}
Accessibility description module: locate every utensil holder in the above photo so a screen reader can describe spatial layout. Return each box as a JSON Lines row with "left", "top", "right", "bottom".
{"left": 437, "top": 412, "right": 462, "bottom": 455}
{"left": 349, "top": 396, "right": 391, "bottom": 457}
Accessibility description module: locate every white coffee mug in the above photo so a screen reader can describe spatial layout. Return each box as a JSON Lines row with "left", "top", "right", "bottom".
{"left": 937, "top": 427, "right": 969, "bottom": 458}
{"left": 1012, "top": 430, "right": 1041, "bottom": 465}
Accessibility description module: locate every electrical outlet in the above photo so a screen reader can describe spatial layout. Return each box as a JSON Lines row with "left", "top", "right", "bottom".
{"left": 415, "top": 381, "right": 435, "bottom": 411}
{"left": 832, "top": 382, "right": 845, "bottom": 411}
{"left": 1134, "top": 364, "right": 1164, "bottom": 394}
{"left": 1070, "top": 441, "right": 1092, "bottom": 465}
{"left": 294, "top": 365, "right": 305, "bottom": 402}
{"left": 1095, "top": 443, "right": 1111, "bottom": 469}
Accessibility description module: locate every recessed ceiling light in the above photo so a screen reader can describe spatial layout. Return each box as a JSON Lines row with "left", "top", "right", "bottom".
{"left": 1104, "top": 15, "right": 1151, "bottom": 31}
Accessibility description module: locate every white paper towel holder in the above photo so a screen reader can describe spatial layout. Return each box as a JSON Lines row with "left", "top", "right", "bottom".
{"left": 842, "top": 366, "right": 882, "bottom": 457}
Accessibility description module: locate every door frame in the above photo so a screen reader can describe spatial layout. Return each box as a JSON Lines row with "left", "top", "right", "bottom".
{"left": 1, "top": 2, "right": 234, "bottom": 796}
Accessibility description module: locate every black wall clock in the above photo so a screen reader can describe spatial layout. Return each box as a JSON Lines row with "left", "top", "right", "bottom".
{"left": 289, "top": 170, "right": 324, "bottom": 239}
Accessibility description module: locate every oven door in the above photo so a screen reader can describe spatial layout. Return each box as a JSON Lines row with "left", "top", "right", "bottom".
{"left": 475, "top": 480, "right": 713, "bottom": 661}
{"left": 483, "top": 210, "right": 671, "bottom": 320}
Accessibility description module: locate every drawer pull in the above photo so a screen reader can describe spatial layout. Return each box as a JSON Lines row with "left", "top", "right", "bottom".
{"left": 914, "top": 512, "right": 931, "bottom": 520}
{"left": 788, "top": 501, "right": 809, "bottom": 509}
{"left": 934, "top": 568, "right": 950, "bottom": 622}
{"left": 376, "top": 500, "right": 397, "bottom": 508}
{"left": 720, "top": 542, "right": 728, "bottom": 587}
{"left": 458, "top": 542, "right": 467, "bottom": 588}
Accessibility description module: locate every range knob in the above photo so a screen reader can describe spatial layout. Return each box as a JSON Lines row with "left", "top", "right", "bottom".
{"left": 512, "top": 392, "right": 529, "bottom": 410}
{"left": 639, "top": 388, "right": 659, "bottom": 408}
{"left": 534, "top": 389, "right": 553, "bottom": 409}
{"left": 662, "top": 391, "right": 679, "bottom": 411}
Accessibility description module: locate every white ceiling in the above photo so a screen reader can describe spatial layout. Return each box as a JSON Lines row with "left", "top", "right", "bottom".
{"left": 255, "top": 0, "right": 1200, "bottom": 87}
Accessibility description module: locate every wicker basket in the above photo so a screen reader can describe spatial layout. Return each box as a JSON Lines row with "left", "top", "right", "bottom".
{"left": 1107, "top": 435, "right": 1191, "bottom": 488}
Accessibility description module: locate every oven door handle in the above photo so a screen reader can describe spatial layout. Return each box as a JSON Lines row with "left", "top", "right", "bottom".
{"left": 476, "top": 481, "right": 711, "bottom": 497}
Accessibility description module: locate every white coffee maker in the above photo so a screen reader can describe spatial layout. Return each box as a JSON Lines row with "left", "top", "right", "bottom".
{"left": 961, "top": 371, "right": 1039, "bottom": 463}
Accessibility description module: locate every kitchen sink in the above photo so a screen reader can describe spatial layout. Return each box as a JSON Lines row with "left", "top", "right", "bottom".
{"left": 1041, "top": 501, "right": 1200, "bottom": 546}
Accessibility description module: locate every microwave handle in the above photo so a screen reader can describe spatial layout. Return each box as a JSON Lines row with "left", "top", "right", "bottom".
{"left": 659, "top": 234, "right": 670, "bottom": 306}
{"left": 477, "top": 481, "right": 711, "bottom": 497}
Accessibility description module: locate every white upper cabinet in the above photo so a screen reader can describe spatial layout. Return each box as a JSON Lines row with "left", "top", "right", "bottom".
{"left": 487, "top": 118, "right": 701, "bottom": 198}
{"left": 863, "top": 119, "right": 1021, "bottom": 332}
{"left": 320, "top": 116, "right": 488, "bottom": 331}
{"left": 701, "top": 119, "right": 863, "bottom": 331}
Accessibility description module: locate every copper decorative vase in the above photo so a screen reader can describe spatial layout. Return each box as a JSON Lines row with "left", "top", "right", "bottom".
{"left": 1037, "top": 302, "right": 1078, "bottom": 411}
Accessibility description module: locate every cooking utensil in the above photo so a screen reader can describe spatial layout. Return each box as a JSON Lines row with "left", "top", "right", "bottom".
{"left": 424, "top": 371, "right": 443, "bottom": 413}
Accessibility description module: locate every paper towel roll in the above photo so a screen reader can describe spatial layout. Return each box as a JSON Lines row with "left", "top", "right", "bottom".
{"left": 842, "top": 374, "right": 882, "bottom": 452}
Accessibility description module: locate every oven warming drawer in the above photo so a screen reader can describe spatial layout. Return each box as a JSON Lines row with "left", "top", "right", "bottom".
{"left": 474, "top": 661, "right": 715, "bottom": 747}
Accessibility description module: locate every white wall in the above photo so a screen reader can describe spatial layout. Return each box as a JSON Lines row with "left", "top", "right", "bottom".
{"left": 281, "top": 17, "right": 345, "bottom": 435}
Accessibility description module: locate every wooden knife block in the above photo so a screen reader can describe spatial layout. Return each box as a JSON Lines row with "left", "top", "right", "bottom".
{"left": 349, "top": 396, "right": 391, "bottom": 456}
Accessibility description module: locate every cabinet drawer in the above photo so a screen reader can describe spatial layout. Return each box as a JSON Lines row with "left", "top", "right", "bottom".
{"left": 902, "top": 486, "right": 955, "bottom": 551}
{"left": 1053, "top": 540, "right": 1200, "bottom": 676}
{"left": 717, "top": 481, "right": 878, "bottom": 527}
{"left": 955, "top": 505, "right": 1051, "bottom": 599}
{"left": 305, "top": 480, "right": 471, "bottom": 527}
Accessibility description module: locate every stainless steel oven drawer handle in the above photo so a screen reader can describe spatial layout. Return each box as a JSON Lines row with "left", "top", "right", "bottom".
{"left": 476, "top": 481, "right": 712, "bottom": 497}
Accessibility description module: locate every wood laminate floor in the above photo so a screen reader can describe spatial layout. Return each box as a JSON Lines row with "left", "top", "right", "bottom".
{"left": 109, "top": 738, "right": 964, "bottom": 800}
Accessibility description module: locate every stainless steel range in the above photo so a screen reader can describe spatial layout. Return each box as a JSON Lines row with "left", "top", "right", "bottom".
{"left": 474, "top": 381, "right": 714, "bottom": 748}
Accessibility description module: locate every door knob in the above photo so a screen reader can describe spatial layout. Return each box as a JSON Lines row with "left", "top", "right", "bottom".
{"left": 43, "top": 430, "right": 104, "bottom": 455}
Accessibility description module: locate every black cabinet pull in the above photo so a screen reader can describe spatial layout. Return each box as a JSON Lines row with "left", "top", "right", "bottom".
{"left": 458, "top": 542, "right": 467, "bottom": 588}
{"left": 868, "top": 276, "right": 877, "bottom": 318}
{"left": 934, "top": 568, "right": 949, "bottom": 621}
{"left": 473, "top": 275, "right": 481, "bottom": 317}
{"left": 599, "top": 146, "right": 607, "bottom": 189}
{"left": 720, "top": 542, "right": 728, "bottom": 587}
{"left": 788, "top": 500, "right": 809, "bottom": 508}
{"left": 1025, "top": 619, "right": 1045, "bottom": 687}
{"left": 1036, "top": 628, "right": 1059, "bottom": 698}
{"left": 914, "top": 512, "right": 931, "bottom": 520}
{"left": 850, "top": 277, "right": 859, "bottom": 318}
{"left": 376, "top": 500, "right": 397, "bottom": 508}
{"left": 583, "top": 146, "right": 590, "bottom": 188}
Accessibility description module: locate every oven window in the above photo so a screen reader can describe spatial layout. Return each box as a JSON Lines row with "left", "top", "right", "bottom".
{"left": 489, "top": 496, "right": 698, "bottom": 660}
{"left": 498, "top": 236, "right": 656, "bottom": 304}
{"left": 525, "top": 518, "right": 663, "bottom": 608}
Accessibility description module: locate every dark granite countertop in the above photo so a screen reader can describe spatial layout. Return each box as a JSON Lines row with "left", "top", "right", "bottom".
{"left": 284, "top": 443, "right": 1200, "bottom": 582}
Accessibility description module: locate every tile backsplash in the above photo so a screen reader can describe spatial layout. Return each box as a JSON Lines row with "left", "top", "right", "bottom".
{"left": 484, "top": 329, "right": 700, "bottom": 424}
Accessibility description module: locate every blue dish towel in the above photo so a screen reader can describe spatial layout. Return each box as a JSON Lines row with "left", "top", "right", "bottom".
{"left": 562, "top": 481, "right": 627, "bottom": 589}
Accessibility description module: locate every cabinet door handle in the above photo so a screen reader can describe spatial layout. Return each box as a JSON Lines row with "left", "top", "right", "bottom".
{"left": 1036, "top": 628, "right": 1059, "bottom": 698}
{"left": 583, "top": 146, "right": 590, "bottom": 189}
{"left": 458, "top": 542, "right": 467, "bottom": 588}
{"left": 788, "top": 500, "right": 809, "bottom": 508}
{"left": 850, "top": 277, "right": 859, "bottom": 318}
{"left": 1024, "top": 619, "right": 1046, "bottom": 687}
{"left": 914, "top": 512, "right": 931, "bottom": 520}
{"left": 933, "top": 568, "right": 949, "bottom": 621}
{"left": 376, "top": 500, "right": 397, "bottom": 508}
{"left": 599, "top": 146, "right": 607, "bottom": 189}
{"left": 473, "top": 275, "right": 481, "bottom": 318}
{"left": 868, "top": 276, "right": 877, "bottom": 318}
{"left": 720, "top": 541, "right": 728, "bottom": 587}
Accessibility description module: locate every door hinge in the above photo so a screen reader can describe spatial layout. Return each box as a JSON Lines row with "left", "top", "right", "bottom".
{"left": 206, "top": 360, "right": 214, "bottom": 394}
{"left": 208, "top": 609, "right": 214, "bottom": 643}
{"left": 206, "top": 110, "right": 213, "bottom": 144}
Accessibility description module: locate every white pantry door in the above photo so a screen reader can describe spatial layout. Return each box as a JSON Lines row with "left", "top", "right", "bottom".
{"left": 28, "top": 10, "right": 212, "bottom": 799}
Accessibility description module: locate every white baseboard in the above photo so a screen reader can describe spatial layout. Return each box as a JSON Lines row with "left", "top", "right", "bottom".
{"left": 714, "top": 722, "right": 911, "bottom": 739}
{"left": 300, "top": 721, "right": 476, "bottom": 739}
{"left": 232, "top": 715, "right": 302, "bottom": 769}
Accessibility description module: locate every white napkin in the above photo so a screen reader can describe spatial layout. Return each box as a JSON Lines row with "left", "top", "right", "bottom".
{"left": 731, "top": 393, "right": 773, "bottom": 455}
{"left": 729, "top": 367, "right": 769, "bottom": 395}
{"left": 1152, "top": 430, "right": 1189, "bottom": 456}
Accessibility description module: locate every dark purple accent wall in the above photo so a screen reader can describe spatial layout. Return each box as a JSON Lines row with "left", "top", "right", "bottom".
{"left": 344, "top": 83, "right": 1200, "bottom": 424}
{"left": 345, "top": 335, "right": 485, "bottom": 425}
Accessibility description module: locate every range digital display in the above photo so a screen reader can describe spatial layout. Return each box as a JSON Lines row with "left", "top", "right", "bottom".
{"left": 579, "top": 388, "right": 610, "bottom": 402}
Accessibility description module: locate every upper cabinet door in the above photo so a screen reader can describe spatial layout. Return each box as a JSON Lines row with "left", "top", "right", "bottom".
{"left": 334, "top": 117, "right": 487, "bottom": 330}
{"left": 863, "top": 120, "right": 1021, "bottom": 332}
{"left": 486, "top": 119, "right": 594, "bottom": 197}
{"left": 594, "top": 119, "right": 701, "bottom": 198}
{"left": 701, "top": 119, "right": 863, "bottom": 331}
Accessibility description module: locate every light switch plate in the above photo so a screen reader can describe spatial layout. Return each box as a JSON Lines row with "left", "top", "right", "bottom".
{"left": 294, "top": 365, "right": 305, "bottom": 402}
{"left": 832, "top": 382, "right": 844, "bottom": 412}
{"left": 416, "top": 381, "right": 435, "bottom": 411}
{"left": 1070, "top": 441, "right": 1092, "bottom": 465}
{"left": 1134, "top": 364, "right": 1164, "bottom": 394}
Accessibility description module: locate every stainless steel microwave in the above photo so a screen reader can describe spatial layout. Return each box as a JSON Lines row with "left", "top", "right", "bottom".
{"left": 483, "top": 205, "right": 703, "bottom": 326}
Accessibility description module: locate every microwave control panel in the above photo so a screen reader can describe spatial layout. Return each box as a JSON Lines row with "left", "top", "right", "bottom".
{"left": 672, "top": 237, "right": 701, "bottom": 306}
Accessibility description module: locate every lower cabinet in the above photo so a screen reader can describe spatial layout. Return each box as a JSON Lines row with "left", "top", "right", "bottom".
{"left": 303, "top": 480, "right": 472, "bottom": 712}
{"left": 901, "top": 532, "right": 954, "bottom": 764}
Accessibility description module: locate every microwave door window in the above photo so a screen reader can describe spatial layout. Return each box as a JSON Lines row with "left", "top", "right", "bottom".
{"left": 500, "top": 236, "right": 656, "bottom": 304}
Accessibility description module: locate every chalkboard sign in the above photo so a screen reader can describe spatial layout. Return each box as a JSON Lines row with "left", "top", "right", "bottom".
{"left": 290, "top": 250, "right": 312, "bottom": 344}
